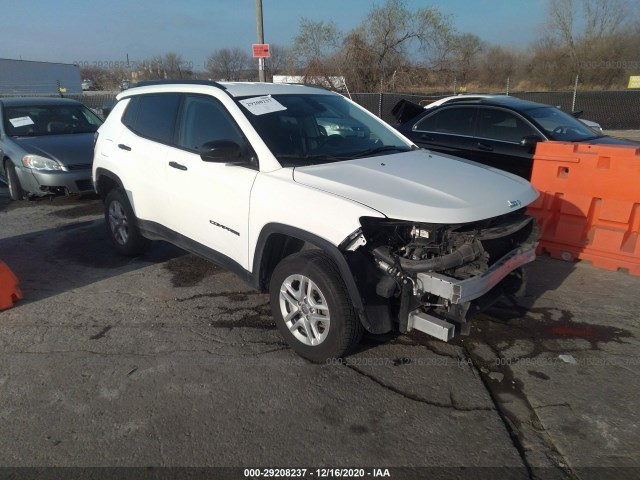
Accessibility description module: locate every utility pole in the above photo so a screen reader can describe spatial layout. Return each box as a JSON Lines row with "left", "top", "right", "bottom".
{"left": 256, "top": 0, "right": 265, "bottom": 82}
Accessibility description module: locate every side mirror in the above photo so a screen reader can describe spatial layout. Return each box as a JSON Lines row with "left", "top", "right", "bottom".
{"left": 200, "top": 140, "right": 245, "bottom": 163}
{"left": 520, "top": 135, "right": 543, "bottom": 149}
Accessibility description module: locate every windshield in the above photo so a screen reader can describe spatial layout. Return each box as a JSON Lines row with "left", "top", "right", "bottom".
{"left": 236, "top": 93, "right": 412, "bottom": 166}
{"left": 3, "top": 104, "right": 103, "bottom": 137}
{"left": 528, "top": 107, "right": 601, "bottom": 141}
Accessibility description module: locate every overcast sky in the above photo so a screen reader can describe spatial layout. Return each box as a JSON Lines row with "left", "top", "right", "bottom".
{"left": 1, "top": 0, "right": 547, "bottom": 69}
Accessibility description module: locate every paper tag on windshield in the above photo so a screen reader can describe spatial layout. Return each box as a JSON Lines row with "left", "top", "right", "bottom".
{"left": 9, "top": 116, "right": 35, "bottom": 127}
{"left": 239, "top": 96, "right": 286, "bottom": 116}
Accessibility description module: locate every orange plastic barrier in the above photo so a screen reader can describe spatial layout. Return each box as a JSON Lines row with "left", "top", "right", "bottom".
{"left": 527, "top": 141, "right": 640, "bottom": 275}
{"left": 0, "top": 261, "right": 22, "bottom": 310}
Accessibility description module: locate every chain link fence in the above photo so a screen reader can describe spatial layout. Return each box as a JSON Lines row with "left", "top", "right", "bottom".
{"left": 350, "top": 91, "right": 640, "bottom": 130}
{"left": 1, "top": 90, "right": 638, "bottom": 129}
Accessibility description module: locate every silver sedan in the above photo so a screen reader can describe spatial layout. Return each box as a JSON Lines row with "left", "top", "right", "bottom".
{"left": 0, "top": 97, "right": 103, "bottom": 200}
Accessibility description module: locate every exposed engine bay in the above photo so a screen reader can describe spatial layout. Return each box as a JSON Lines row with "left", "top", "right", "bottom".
{"left": 344, "top": 209, "right": 540, "bottom": 340}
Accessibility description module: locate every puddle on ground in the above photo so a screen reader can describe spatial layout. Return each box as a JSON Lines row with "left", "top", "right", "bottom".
{"left": 466, "top": 303, "right": 633, "bottom": 355}
{"left": 438, "top": 301, "right": 635, "bottom": 448}
{"left": 209, "top": 301, "right": 276, "bottom": 329}
{"left": 165, "top": 254, "right": 224, "bottom": 287}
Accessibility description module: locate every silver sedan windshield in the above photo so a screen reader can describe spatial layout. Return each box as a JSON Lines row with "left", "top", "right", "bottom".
{"left": 3, "top": 104, "right": 103, "bottom": 137}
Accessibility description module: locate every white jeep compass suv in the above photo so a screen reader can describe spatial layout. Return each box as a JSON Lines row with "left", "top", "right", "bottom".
{"left": 93, "top": 80, "right": 539, "bottom": 362}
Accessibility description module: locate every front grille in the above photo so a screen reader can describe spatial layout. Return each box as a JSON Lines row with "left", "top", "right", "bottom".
{"left": 75, "top": 179, "right": 93, "bottom": 191}
{"left": 66, "top": 164, "right": 92, "bottom": 171}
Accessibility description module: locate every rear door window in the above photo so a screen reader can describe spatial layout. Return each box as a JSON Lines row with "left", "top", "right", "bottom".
{"left": 414, "top": 107, "right": 476, "bottom": 136}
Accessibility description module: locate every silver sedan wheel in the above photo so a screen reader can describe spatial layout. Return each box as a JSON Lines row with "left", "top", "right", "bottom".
{"left": 6, "top": 169, "right": 15, "bottom": 198}
{"left": 279, "top": 274, "right": 330, "bottom": 346}
{"left": 108, "top": 200, "right": 129, "bottom": 246}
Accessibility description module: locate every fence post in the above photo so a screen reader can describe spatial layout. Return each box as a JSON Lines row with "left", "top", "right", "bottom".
{"left": 572, "top": 74, "right": 579, "bottom": 112}
{"left": 378, "top": 93, "right": 382, "bottom": 118}
{"left": 506, "top": 76, "right": 510, "bottom": 96}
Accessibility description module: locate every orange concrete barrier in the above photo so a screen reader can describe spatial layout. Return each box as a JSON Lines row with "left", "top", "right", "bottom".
{"left": 527, "top": 141, "right": 640, "bottom": 275}
{"left": 0, "top": 261, "right": 22, "bottom": 310}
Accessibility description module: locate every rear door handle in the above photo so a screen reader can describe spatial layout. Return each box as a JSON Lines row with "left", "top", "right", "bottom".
{"left": 118, "top": 144, "right": 131, "bottom": 151}
{"left": 477, "top": 142, "right": 493, "bottom": 152}
{"left": 169, "top": 161, "right": 188, "bottom": 171}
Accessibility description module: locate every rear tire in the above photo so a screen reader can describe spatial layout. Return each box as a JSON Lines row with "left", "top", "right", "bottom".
{"left": 269, "top": 250, "right": 363, "bottom": 362}
{"left": 4, "top": 161, "right": 24, "bottom": 201}
{"left": 104, "top": 188, "right": 150, "bottom": 256}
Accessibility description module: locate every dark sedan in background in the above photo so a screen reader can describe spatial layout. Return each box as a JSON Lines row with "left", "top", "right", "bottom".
{"left": 0, "top": 97, "right": 102, "bottom": 200}
{"left": 394, "top": 96, "right": 637, "bottom": 179}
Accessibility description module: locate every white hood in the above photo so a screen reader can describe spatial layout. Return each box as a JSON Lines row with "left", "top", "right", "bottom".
{"left": 293, "top": 150, "right": 538, "bottom": 224}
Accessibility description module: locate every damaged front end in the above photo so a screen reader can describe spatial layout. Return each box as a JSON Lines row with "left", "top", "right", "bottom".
{"left": 343, "top": 210, "right": 540, "bottom": 341}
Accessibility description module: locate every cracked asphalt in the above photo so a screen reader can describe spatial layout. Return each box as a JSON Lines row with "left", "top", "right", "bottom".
{"left": 0, "top": 188, "right": 639, "bottom": 479}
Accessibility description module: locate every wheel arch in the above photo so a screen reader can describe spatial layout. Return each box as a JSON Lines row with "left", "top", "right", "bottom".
{"left": 3, "top": 155, "right": 15, "bottom": 170}
{"left": 252, "top": 223, "right": 364, "bottom": 312}
{"left": 94, "top": 168, "right": 124, "bottom": 200}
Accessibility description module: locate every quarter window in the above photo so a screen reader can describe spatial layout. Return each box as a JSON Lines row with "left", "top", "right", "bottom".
{"left": 121, "top": 97, "right": 140, "bottom": 129}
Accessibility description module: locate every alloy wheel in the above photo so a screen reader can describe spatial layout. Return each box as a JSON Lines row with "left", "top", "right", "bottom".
{"left": 279, "top": 274, "right": 331, "bottom": 346}
{"left": 108, "top": 200, "right": 129, "bottom": 246}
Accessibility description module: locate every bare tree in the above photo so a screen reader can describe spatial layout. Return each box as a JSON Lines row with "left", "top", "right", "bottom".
{"left": 582, "top": 0, "right": 628, "bottom": 40}
{"left": 291, "top": 18, "right": 341, "bottom": 67}
{"left": 340, "top": 27, "right": 379, "bottom": 91}
{"left": 265, "top": 44, "right": 292, "bottom": 79}
{"left": 546, "top": 0, "right": 576, "bottom": 51}
{"left": 163, "top": 52, "right": 186, "bottom": 78}
{"left": 364, "top": 0, "right": 454, "bottom": 87}
{"left": 333, "top": 0, "right": 455, "bottom": 92}
{"left": 540, "top": 0, "right": 633, "bottom": 86}
{"left": 206, "top": 48, "right": 251, "bottom": 81}
{"left": 131, "top": 53, "right": 189, "bottom": 81}
{"left": 545, "top": 0, "right": 630, "bottom": 61}
{"left": 477, "top": 46, "right": 520, "bottom": 88}
{"left": 450, "top": 34, "right": 484, "bottom": 84}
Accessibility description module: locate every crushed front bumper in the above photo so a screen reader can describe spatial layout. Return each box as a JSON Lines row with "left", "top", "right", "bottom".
{"left": 405, "top": 241, "right": 538, "bottom": 341}
{"left": 416, "top": 241, "right": 538, "bottom": 304}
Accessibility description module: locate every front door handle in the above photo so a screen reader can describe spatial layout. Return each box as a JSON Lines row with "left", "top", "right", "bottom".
{"left": 169, "top": 161, "right": 188, "bottom": 171}
{"left": 118, "top": 144, "right": 131, "bottom": 151}
{"left": 477, "top": 142, "right": 493, "bottom": 152}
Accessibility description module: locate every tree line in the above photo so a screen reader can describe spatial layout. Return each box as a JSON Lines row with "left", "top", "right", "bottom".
{"left": 81, "top": 0, "right": 640, "bottom": 93}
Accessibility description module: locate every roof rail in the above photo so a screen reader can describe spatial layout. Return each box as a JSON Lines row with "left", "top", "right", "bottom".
{"left": 131, "top": 80, "right": 226, "bottom": 90}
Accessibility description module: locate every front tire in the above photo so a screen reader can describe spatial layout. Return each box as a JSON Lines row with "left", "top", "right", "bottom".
{"left": 104, "top": 188, "right": 150, "bottom": 256}
{"left": 269, "top": 250, "right": 363, "bottom": 362}
{"left": 4, "top": 161, "right": 24, "bottom": 201}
